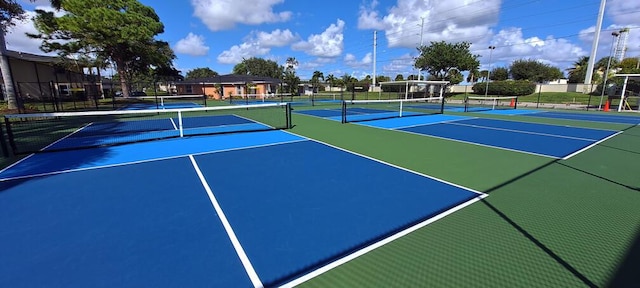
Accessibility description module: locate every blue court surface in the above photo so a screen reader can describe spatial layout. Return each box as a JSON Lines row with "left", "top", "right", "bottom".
{"left": 357, "top": 116, "right": 619, "bottom": 159}
{"left": 0, "top": 131, "right": 484, "bottom": 287}
{"left": 522, "top": 110, "right": 640, "bottom": 125}
{"left": 45, "top": 114, "right": 271, "bottom": 151}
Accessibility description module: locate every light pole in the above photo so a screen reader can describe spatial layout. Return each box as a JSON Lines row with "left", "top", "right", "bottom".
{"left": 484, "top": 46, "right": 496, "bottom": 97}
{"left": 598, "top": 31, "right": 620, "bottom": 110}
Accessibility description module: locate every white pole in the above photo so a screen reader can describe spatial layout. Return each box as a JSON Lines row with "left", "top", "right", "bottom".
{"left": 617, "top": 76, "right": 629, "bottom": 112}
{"left": 178, "top": 111, "right": 184, "bottom": 137}
{"left": 584, "top": 0, "right": 607, "bottom": 88}
{"left": 373, "top": 31, "right": 377, "bottom": 89}
{"left": 418, "top": 17, "right": 424, "bottom": 81}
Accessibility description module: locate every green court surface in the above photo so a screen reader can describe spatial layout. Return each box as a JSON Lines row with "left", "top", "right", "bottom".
{"left": 289, "top": 111, "right": 640, "bottom": 287}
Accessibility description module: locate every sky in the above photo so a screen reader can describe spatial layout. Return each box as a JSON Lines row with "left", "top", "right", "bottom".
{"left": 8, "top": 0, "right": 640, "bottom": 81}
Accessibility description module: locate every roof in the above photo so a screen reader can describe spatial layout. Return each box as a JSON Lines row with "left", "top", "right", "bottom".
{"left": 180, "top": 74, "right": 282, "bottom": 84}
{"left": 5, "top": 50, "right": 63, "bottom": 64}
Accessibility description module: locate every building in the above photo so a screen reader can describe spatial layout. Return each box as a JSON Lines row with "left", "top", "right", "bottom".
{"left": 0, "top": 50, "right": 100, "bottom": 103}
{"left": 174, "top": 74, "right": 282, "bottom": 100}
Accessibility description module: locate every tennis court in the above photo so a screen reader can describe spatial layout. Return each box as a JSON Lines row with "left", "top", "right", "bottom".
{"left": 522, "top": 110, "right": 640, "bottom": 125}
{"left": 0, "top": 106, "right": 485, "bottom": 287}
{"left": 2, "top": 97, "right": 639, "bottom": 288}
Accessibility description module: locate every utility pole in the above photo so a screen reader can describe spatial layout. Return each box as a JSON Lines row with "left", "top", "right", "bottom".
{"left": 584, "top": 0, "right": 606, "bottom": 89}
{"left": 418, "top": 17, "right": 424, "bottom": 81}
{"left": 373, "top": 31, "right": 377, "bottom": 89}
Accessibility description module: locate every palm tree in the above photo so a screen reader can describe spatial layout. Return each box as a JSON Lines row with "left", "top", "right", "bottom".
{"left": 566, "top": 56, "right": 590, "bottom": 84}
{"left": 325, "top": 74, "right": 336, "bottom": 91}
{"left": 310, "top": 70, "right": 324, "bottom": 93}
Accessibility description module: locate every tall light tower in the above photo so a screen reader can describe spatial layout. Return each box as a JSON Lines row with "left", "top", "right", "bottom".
{"left": 614, "top": 28, "right": 629, "bottom": 62}
{"left": 599, "top": 31, "right": 620, "bottom": 110}
{"left": 484, "top": 46, "right": 496, "bottom": 97}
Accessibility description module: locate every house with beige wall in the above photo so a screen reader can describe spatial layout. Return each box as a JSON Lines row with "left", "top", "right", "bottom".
{"left": 174, "top": 74, "right": 282, "bottom": 100}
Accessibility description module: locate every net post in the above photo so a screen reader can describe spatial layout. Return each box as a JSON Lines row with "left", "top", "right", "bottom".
{"left": 399, "top": 99, "right": 403, "bottom": 117}
{"left": 439, "top": 96, "right": 446, "bottom": 114}
{"left": 464, "top": 96, "right": 469, "bottom": 112}
{"left": 178, "top": 111, "right": 184, "bottom": 137}
{"left": 0, "top": 121, "right": 9, "bottom": 157}
{"left": 4, "top": 117, "right": 17, "bottom": 155}
{"left": 341, "top": 101, "right": 347, "bottom": 123}
{"left": 286, "top": 103, "right": 292, "bottom": 129}
{"left": 514, "top": 97, "right": 518, "bottom": 110}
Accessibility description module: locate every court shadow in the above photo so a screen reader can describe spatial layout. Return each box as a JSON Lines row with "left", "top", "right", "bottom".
{"left": 607, "top": 226, "right": 640, "bottom": 287}
{"left": 481, "top": 199, "right": 598, "bottom": 288}
{"left": 557, "top": 162, "right": 640, "bottom": 193}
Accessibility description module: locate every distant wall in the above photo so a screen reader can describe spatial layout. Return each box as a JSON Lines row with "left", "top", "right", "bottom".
{"left": 449, "top": 83, "right": 597, "bottom": 94}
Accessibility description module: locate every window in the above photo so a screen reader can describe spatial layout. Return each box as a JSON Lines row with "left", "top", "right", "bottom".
{"left": 186, "top": 85, "right": 193, "bottom": 94}
{"left": 58, "top": 84, "right": 69, "bottom": 95}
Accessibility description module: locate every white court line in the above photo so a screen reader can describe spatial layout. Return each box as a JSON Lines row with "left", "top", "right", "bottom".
{"left": 0, "top": 138, "right": 308, "bottom": 182}
{"left": 562, "top": 131, "right": 624, "bottom": 160}
{"left": 275, "top": 130, "right": 488, "bottom": 286}
{"left": 389, "top": 116, "right": 477, "bottom": 130}
{"left": 169, "top": 118, "right": 178, "bottom": 130}
{"left": 279, "top": 195, "right": 487, "bottom": 288}
{"left": 189, "top": 155, "right": 263, "bottom": 288}
{"left": 444, "top": 122, "right": 601, "bottom": 142}
{"left": 380, "top": 125, "right": 560, "bottom": 159}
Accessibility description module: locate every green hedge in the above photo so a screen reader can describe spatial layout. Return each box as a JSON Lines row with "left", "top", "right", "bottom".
{"left": 472, "top": 80, "right": 536, "bottom": 96}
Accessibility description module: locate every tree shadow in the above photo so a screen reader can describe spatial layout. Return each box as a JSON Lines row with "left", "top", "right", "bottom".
{"left": 607, "top": 226, "right": 640, "bottom": 287}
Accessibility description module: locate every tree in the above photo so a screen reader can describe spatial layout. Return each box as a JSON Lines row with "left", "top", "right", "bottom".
{"left": 283, "top": 57, "right": 300, "bottom": 95}
{"left": 415, "top": 41, "right": 480, "bottom": 81}
{"left": 567, "top": 56, "right": 589, "bottom": 83}
{"left": 376, "top": 75, "right": 391, "bottom": 84}
{"left": 490, "top": 67, "right": 509, "bottom": 81}
{"left": 186, "top": 67, "right": 218, "bottom": 79}
{"left": 447, "top": 69, "right": 463, "bottom": 85}
{"left": 310, "top": 70, "right": 324, "bottom": 93}
{"left": 509, "top": 59, "right": 562, "bottom": 83}
{"left": 466, "top": 68, "right": 480, "bottom": 84}
{"left": 325, "top": 74, "right": 337, "bottom": 91}
{"left": 618, "top": 58, "right": 640, "bottom": 74}
{"left": 394, "top": 74, "right": 404, "bottom": 81}
{"left": 31, "top": 0, "right": 172, "bottom": 98}
{"left": 232, "top": 57, "right": 282, "bottom": 79}
{"left": 479, "top": 70, "right": 489, "bottom": 82}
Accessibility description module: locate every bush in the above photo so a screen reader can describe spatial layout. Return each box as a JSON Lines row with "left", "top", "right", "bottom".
{"left": 472, "top": 80, "right": 536, "bottom": 96}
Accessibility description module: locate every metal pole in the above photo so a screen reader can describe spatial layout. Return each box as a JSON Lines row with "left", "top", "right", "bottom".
{"left": 584, "top": 0, "right": 606, "bottom": 87}
{"left": 484, "top": 46, "right": 495, "bottom": 97}
{"left": 598, "top": 32, "right": 619, "bottom": 110}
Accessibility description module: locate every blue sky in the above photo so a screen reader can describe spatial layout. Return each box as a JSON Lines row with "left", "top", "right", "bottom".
{"left": 9, "top": 0, "right": 640, "bottom": 80}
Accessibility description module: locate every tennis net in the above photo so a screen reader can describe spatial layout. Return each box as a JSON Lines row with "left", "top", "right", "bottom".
{"left": 4, "top": 103, "right": 292, "bottom": 154}
{"left": 464, "top": 96, "right": 518, "bottom": 112}
{"left": 132, "top": 94, "right": 207, "bottom": 109}
{"left": 341, "top": 97, "right": 445, "bottom": 123}
{"left": 229, "top": 93, "right": 294, "bottom": 105}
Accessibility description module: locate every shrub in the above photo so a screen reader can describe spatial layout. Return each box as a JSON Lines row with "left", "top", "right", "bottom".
{"left": 472, "top": 80, "right": 536, "bottom": 96}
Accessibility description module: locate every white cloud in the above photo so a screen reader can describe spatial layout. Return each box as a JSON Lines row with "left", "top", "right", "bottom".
{"left": 344, "top": 52, "right": 373, "bottom": 68}
{"left": 292, "top": 19, "right": 345, "bottom": 58}
{"left": 216, "top": 29, "right": 297, "bottom": 64}
{"left": 253, "top": 29, "right": 297, "bottom": 47}
{"left": 191, "top": 0, "right": 292, "bottom": 31}
{"left": 607, "top": 0, "right": 640, "bottom": 26}
{"left": 484, "top": 27, "right": 587, "bottom": 70}
{"left": 217, "top": 42, "right": 270, "bottom": 64}
{"left": 174, "top": 33, "right": 210, "bottom": 56}
{"left": 579, "top": 24, "right": 640, "bottom": 61}
{"left": 4, "top": 9, "right": 56, "bottom": 56}
{"left": 358, "top": 0, "right": 500, "bottom": 48}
